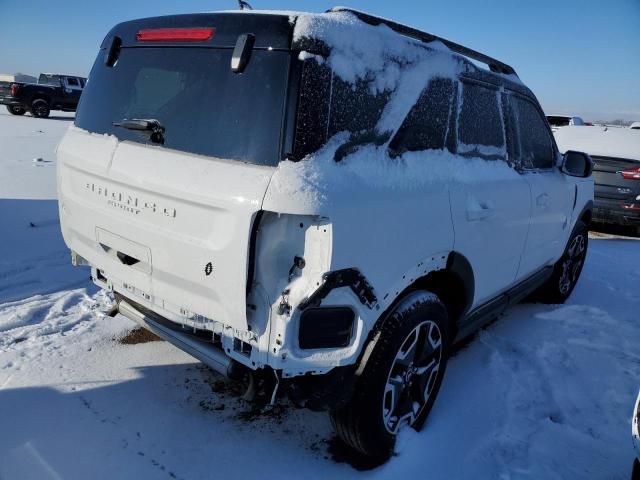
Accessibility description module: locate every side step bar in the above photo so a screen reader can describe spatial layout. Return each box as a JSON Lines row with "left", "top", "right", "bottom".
{"left": 117, "top": 300, "right": 244, "bottom": 380}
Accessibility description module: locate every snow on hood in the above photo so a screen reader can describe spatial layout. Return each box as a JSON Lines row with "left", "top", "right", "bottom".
{"left": 554, "top": 126, "right": 640, "bottom": 161}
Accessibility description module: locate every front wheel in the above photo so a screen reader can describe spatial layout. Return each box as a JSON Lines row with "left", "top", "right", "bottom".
{"left": 330, "top": 291, "right": 450, "bottom": 462}
{"left": 532, "top": 220, "right": 588, "bottom": 303}
{"left": 6, "top": 105, "right": 26, "bottom": 115}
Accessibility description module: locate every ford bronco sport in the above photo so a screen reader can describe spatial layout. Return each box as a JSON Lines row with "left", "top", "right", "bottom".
{"left": 57, "top": 8, "right": 594, "bottom": 461}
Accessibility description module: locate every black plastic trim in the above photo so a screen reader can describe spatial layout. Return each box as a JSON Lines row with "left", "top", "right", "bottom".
{"left": 299, "top": 268, "right": 377, "bottom": 310}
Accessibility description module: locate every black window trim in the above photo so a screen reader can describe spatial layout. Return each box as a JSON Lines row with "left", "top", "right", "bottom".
{"left": 506, "top": 91, "right": 558, "bottom": 173}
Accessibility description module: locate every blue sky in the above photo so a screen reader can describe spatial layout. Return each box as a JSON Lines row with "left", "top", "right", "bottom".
{"left": 0, "top": 0, "right": 638, "bottom": 121}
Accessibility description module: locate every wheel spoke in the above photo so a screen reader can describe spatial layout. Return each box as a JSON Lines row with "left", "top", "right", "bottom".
{"left": 395, "top": 329, "right": 419, "bottom": 366}
{"left": 382, "top": 319, "right": 444, "bottom": 434}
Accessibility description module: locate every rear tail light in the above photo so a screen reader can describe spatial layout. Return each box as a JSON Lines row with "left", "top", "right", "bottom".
{"left": 10, "top": 83, "right": 19, "bottom": 96}
{"left": 620, "top": 167, "right": 640, "bottom": 180}
{"left": 136, "top": 27, "right": 215, "bottom": 42}
{"left": 620, "top": 203, "right": 640, "bottom": 211}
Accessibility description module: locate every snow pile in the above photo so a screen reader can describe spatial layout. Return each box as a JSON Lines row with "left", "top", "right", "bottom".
{"left": 269, "top": 134, "right": 519, "bottom": 211}
{"left": 271, "top": 9, "right": 515, "bottom": 213}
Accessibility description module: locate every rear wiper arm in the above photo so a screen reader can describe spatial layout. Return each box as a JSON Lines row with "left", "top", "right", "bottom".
{"left": 113, "top": 118, "right": 165, "bottom": 144}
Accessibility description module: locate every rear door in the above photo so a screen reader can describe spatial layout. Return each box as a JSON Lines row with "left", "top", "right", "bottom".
{"left": 62, "top": 76, "right": 83, "bottom": 108}
{"left": 450, "top": 80, "right": 531, "bottom": 307}
{"left": 508, "top": 95, "right": 572, "bottom": 277}
{"left": 58, "top": 16, "right": 294, "bottom": 331}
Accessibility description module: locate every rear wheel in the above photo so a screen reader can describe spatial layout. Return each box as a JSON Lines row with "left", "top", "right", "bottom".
{"left": 6, "top": 105, "right": 26, "bottom": 115}
{"left": 532, "top": 220, "right": 588, "bottom": 303}
{"left": 330, "top": 291, "right": 450, "bottom": 462}
{"left": 31, "top": 99, "right": 50, "bottom": 118}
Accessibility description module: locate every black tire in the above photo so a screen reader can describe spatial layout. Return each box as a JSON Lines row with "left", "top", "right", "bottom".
{"left": 330, "top": 291, "right": 450, "bottom": 462}
{"left": 532, "top": 220, "right": 588, "bottom": 304}
{"left": 31, "top": 99, "right": 50, "bottom": 118}
{"left": 6, "top": 105, "right": 26, "bottom": 115}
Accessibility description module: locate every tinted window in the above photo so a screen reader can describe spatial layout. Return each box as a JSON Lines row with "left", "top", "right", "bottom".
{"left": 512, "top": 96, "right": 554, "bottom": 169}
{"left": 39, "top": 74, "right": 61, "bottom": 86}
{"left": 66, "top": 77, "right": 79, "bottom": 87}
{"left": 76, "top": 47, "right": 290, "bottom": 166}
{"left": 458, "top": 82, "right": 505, "bottom": 158}
{"left": 329, "top": 77, "right": 389, "bottom": 137}
{"left": 389, "top": 77, "right": 455, "bottom": 155}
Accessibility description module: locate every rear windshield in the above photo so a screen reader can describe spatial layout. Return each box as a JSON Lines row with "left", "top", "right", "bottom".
{"left": 76, "top": 47, "right": 290, "bottom": 166}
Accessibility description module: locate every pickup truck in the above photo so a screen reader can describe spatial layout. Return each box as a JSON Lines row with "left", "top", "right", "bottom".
{"left": 0, "top": 73, "right": 86, "bottom": 118}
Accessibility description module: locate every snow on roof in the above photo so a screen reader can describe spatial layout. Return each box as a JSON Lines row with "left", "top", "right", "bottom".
{"left": 553, "top": 125, "right": 640, "bottom": 161}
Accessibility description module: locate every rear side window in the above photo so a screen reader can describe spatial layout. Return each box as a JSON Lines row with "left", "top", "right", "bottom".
{"left": 76, "top": 47, "right": 290, "bottom": 166}
{"left": 39, "top": 74, "right": 61, "bottom": 86}
{"left": 512, "top": 96, "right": 554, "bottom": 169}
{"left": 389, "top": 77, "right": 455, "bottom": 155}
{"left": 457, "top": 82, "right": 505, "bottom": 158}
{"left": 329, "top": 77, "right": 389, "bottom": 137}
{"left": 66, "top": 77, "right": 79, "bottom": 87}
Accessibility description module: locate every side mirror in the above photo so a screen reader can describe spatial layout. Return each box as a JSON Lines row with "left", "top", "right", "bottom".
{"left": 561, "top": 150, "right": 593, "bottom": 178}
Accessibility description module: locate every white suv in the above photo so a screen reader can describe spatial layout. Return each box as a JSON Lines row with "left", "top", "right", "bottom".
{"left": 57, "top": 8, "right": 594, "bottom": 461}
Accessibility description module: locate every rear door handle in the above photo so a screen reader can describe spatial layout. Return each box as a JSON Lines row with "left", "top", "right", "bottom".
{"left": 536, "top": 193, "right": 550, "bottom": 208}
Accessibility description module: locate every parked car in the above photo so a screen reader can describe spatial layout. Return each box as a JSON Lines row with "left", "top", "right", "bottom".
{"left": 0, "top": 73, "right": 86, "bottom": 117}
{"left": 57, "top": 8, "right": 594, "bottom": 461}
{"left": 554, "top": 126, "right": 640, "bottom": 236}
{"left": 547, "top": 114, "right": 585, "bottom": 130}
{"left": 632, "top": 391, "right": 640, "bottom": 479}
{"left": 631, "top": 122, "right": 640, "bottom": 130}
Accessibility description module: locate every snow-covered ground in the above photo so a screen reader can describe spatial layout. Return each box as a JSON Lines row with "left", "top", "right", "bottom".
{"left": 1, "top": 109, "right": 639, "bottom": 479}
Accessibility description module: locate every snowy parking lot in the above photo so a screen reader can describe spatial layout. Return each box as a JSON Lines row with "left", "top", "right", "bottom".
{"left": 1, "top": 109, "right": 639, "bottom": 479}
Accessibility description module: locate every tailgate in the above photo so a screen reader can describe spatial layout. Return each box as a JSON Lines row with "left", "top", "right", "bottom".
{"left": 592, "top": 155, "right": 640, "bottom": 201}
{"left": 0, "top": 81, "right": 14, "bottom": 98}
{"left": 58, "top": 128, "right": 274, "bottom": 330}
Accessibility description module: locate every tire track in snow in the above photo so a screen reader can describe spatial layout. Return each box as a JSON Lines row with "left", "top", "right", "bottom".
{"left": 0, "top": 289, "right": 109, "bottom": 349}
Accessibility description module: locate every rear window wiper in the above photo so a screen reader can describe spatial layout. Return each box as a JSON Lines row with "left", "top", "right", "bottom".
{"left": 113, "top": 118, "right": 165, "bottom": 144}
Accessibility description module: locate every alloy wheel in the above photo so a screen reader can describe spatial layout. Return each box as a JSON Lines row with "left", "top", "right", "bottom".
{"left": 559, "top": 234, "right": 586, "bottom": 295}
{"left": 382, "top": 320, "right": 443, "bottom": 434}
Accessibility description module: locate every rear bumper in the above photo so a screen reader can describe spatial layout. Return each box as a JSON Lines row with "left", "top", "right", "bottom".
{"left": 0, "top": 96, "right": 25, "bottom": 108}
{"left": 593, "top": 197, "right": 640, "bottom": 226}
{"left": 115, "top": 293, "right": 245, "bottom": 379}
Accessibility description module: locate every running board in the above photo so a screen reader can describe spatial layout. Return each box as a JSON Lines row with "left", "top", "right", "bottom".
{"left": 117, "top": 300, "right": 244, "bottom": 379}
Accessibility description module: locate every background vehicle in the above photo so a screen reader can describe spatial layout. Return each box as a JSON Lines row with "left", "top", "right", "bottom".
{"left": 631, "top": 122, "right": 640, "bottom": 130}
{"left": 554, "top": 125, "right": 640, "bottom": 236}
{"left": 547, "top": 114, "right": 585, "bottom": 130}
{"left": 57, "top": 8, "right": 593, "bottom": 462}
{"left": 0, "top": 73, "right": 86, "bottom": 117}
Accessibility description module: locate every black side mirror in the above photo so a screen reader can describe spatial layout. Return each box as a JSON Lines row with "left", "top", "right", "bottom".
{"left": 562, "top": 150, "right": 593, "bottom": 178}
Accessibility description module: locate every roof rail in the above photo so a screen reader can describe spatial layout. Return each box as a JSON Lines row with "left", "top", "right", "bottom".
{"left": 327, "top": 7, "right": 518, "bottom": 77}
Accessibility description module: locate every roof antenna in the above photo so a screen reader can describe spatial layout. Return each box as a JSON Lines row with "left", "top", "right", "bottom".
{"left": 237, "top": 0, "right": 253, "bottom": 10}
